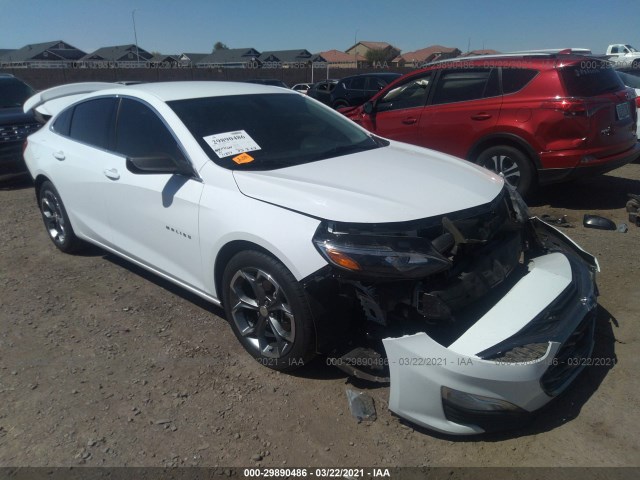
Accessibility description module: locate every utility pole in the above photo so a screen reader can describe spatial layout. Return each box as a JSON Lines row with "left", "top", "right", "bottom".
{"left": 132, "top": 9, "right": 141, "bottom": 65}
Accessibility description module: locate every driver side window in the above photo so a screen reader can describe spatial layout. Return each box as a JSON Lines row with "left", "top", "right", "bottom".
{"left": 114, "top": 98, "right": 184, "bottom": 163}
{"left": 378, "top": 73, "right": 433, "bottom": 111}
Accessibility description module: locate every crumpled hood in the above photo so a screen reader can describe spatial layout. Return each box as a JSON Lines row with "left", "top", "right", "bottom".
{"left": 232, "top": 142, "right": 504, "bottom": 223}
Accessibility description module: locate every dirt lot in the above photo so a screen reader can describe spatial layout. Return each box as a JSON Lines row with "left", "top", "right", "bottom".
{"left": 1, "top": 163, "right": 639, "bottom": 469}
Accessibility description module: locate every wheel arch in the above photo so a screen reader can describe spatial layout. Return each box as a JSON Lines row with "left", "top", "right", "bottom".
{"left": 467, "top": 134, "right": 542, "bottom": 170}
{"left": 33, "top": 174, "right": 52, "bottom": 205}
{"left": 213, "top": 239, "right": 287, "bottom": 305}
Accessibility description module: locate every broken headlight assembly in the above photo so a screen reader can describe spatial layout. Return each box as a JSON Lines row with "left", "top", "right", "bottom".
{"left": 506, "top": 183, "right": 531, "bottom": 223}
{"left": 312, "top": 222, "right": 451, "bottom": 280}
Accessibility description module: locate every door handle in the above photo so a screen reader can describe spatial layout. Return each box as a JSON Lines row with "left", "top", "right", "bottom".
{"left": 402, "top": 117, "right": 418, "bottom": 125}
{"left": 53, "top": 151, "right": 65, "bottom": 160}
{"left": 103, "top": 168, "right": 120, "bottom": 180}
{"left": 471, "top": 113, "right": 492, "bottom": 121}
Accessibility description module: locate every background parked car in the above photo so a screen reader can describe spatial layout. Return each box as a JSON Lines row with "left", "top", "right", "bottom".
{"left": 245, "top": 78, "right": 288, "bottom": 88}
{"left": 291, "top": 83, "right": 311, "bottom": 94}
{"left": 0, "top": 74, "right": 40, "bottom": 178}
{"left": 306, "top": 79, "right": 338, "bottom": 106}
{"left": 330, "top": 72, "right": 401, "bottom": 109}
{"left": 617, "top": 69, "right": 640, "bottom": 138}
{"left": 342, "top": 54, "right": 640, "bottom": 196}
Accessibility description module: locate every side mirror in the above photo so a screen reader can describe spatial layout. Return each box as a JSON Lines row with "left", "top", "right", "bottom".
{"left": 126, "top": 155, "right": 193, "bottom": 176}
{"left": 363, "top": 101, "right": 374, "bottom": 114}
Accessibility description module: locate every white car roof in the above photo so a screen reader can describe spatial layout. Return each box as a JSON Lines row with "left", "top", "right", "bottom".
{"left": 24, "top": 81, "right": 294, "bottom": 115}
{"left": 123, "top": 81, "right": 293, "bottom": 101}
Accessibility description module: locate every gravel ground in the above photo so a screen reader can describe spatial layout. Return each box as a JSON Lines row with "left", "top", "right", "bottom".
{"left": 1, "top": 163, "right": 639, "bottom": 468}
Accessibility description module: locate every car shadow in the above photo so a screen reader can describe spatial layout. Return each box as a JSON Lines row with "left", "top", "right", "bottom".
{"left": 0, "top": 174, "right": 32, "bottom": 190}
{"left": 527, "top": 174, "right": 640, "bottom": 210}
{"left": 101, "top": 252, "right": 221, "bottom": 316}
{"left": 407, "top": 305, "right": 619, "bottom": 441}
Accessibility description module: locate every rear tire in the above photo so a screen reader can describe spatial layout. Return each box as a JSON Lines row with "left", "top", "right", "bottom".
{"left": 222, "top": 250, "right": 316, "bottom": 371}
{"left": 38, "top": 180, "right": 84, "bottom": 253}
{"left": 476, "top": 145, "right": 535, "bottom": 196}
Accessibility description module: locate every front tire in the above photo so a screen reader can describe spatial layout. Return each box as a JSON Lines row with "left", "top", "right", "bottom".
{"left": 222, "top": 250, "right": 316, "bottom": 371}
{"left": 476, "top": 145, "right": 535, "bottom": 196}
{"left": 38, "top": 180, "right": 83, "bottom": 253}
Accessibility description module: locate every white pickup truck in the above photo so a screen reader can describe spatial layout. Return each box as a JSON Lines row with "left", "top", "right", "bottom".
{"left": 605, "top": 44, "right": 640, "bottom": 69}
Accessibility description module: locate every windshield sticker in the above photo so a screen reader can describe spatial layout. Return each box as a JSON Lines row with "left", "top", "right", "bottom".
{"left": 232, "top": 152, "right": 255, "bottom": 165}
{"left": 203, "top": 130, "right": 261, "bottom": 158}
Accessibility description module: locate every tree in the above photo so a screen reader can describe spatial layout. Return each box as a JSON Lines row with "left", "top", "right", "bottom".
{"left": 213, "top": 41, "right": 229, "bottom": 52}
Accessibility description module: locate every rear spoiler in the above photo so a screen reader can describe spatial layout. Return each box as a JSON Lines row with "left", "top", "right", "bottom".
{"left": 23, "top": 82, "right": 119, "bottom": 117}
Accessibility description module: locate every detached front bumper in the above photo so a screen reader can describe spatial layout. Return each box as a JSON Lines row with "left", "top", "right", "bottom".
{"left": 382, "top": 218, "right": 598, "bottom": 435}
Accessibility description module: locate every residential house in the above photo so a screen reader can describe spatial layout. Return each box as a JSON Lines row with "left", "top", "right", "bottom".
{"left": 258, "top": 49, "right": 325, "bottom": 68}
{"left": 345, "top": 41, "right": 400, "bottom": 64}
{"left": 318, "top": 49, "right": 366, "bottom": 68}
{"left": 0, "top": 40, "right": 86, "bottom": 68}
{"left": 178, "top": 53, "right": 209, "bottom": 67}
{"left": 197, "top": 48, "right": 261, "bottom": 68}
{"left": 391, "top": 45, "right": 461, "bottom": 68}
{"left": 80, "top": 44, "right": 153, "bottom": 67}
{"left": 149, "top": 54, "right": 180, "bottom": 67}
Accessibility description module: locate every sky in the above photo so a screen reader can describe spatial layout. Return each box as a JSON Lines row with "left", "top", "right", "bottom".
{"left": 0, "top": 0, "right": 638, "bottom": 56}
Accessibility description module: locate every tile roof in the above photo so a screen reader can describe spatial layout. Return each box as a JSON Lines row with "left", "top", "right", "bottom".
{"left": 319, "top": 49, "right": 366, "bottom": 63}
{"left": 393, "top": 45, "right": 460, "bottom": 63}
{"left": 82, "top": 44, "right": 152, "bottom": 61}
{"left": 197, "top": 48, "right": 261, "bottom": 65}
{"left": 1, "top": 40, "right": 85, "bottom": 62}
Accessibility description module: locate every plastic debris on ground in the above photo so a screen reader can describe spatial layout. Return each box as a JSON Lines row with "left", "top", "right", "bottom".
{"left": 346, "top": 389, "right": 377, "bottom": 422}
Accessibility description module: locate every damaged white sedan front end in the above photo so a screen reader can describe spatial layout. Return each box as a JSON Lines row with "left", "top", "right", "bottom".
{"left": 307, "top": 187, "right": 598, "bottom": 435}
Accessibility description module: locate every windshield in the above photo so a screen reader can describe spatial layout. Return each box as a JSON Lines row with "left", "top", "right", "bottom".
{"left": 0, "top": 78, "right": 35, "bottom": 108}
{"left": 169, "top": 93, "right": 384, "bottom": 170}
{"left": 625, "top": 45, "right": 638, "bottom": 52}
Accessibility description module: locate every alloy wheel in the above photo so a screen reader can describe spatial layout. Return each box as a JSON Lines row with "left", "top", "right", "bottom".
{"left": 228, "top": 267, "right": 295, "bottom": 358}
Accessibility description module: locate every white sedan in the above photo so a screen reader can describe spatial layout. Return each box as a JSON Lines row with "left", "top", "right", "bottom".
{"left": 23, "top": 81, "right": 599, "bottom": 435}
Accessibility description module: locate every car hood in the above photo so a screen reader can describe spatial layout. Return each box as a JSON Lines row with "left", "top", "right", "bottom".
{"left": 0, "top": 107, "right": 35, "bottom": 126}
{"left": 232, "top": 142, "right": 504, "bottom": 223}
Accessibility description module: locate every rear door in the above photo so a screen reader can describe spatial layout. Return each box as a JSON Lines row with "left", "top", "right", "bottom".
{"left": 45, "top": 97, "right": 118, "bottom": 245}
{"left": 370, "top": 72, "right": 434, "bottom": 144}
{"left": 417, "top": 68, "right": 502, "bottom": 158}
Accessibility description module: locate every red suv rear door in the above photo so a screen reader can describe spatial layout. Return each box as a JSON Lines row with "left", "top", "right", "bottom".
{"left": 417, "top": 68, "right": 502, "bottom": 159}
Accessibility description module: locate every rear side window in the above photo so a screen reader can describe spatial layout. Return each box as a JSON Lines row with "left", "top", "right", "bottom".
{"left": 559, "top": 63, "right": 624, "bottom": 97}
{"left": 69, "top": 98, "right": 117, "bottom": 149}
{"left": 52, "top": 107, "right": 73, "bottom": 136}
{"left": 432, "top": 69, "right": 497, "bottom": 104}
{"left": 502, "top": 68, "right": 538, "bottom": 94}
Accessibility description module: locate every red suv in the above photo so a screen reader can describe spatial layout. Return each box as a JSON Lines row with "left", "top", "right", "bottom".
{"left": 341, "top": 54, "right": 640, "bottom": 195}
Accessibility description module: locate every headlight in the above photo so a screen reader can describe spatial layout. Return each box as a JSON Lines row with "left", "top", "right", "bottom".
{"left": 313, "top": 224, "right": 451, "bottom": 279}
{"left": 441, "top": 386, "right": 526, "bottom": 413}
{"left": 506, "top": 183, "right": 531, "bottom": 223}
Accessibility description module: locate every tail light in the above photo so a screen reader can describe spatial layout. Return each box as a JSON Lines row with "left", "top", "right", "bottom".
{"left": 540, "top": 98, "right": 587, "bottom": 115}
{"left": 635, "top": 97, "right": 640, "bottom": 108}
